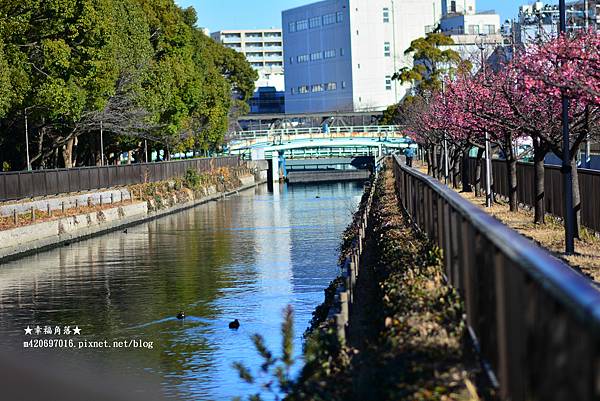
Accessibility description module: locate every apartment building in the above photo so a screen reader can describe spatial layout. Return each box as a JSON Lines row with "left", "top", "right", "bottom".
{"left": 211, "top": 29, "right": 285, "bottom": 91}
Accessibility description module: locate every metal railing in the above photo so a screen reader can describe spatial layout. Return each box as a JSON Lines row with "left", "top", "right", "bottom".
{"left": 228, "top": 125, "right": 404, "bottom": 140}
{"left": 0, "top": 157, "right": 240, "bottom": 202}
{"left": 393, "top": 155, "right": 600, "bottom": 401}
{"left": 329, "top": 176, "right": 376, "bottom": 341}
{"left": 467, "top": 158, "right": 600, "bottom": 232}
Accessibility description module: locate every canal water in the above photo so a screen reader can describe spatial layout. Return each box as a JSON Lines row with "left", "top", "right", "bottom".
{"left": 0, "top": 182, "right": 364, "bottom": 400}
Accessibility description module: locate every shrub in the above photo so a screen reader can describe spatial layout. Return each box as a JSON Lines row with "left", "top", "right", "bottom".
{"left": 184, "top": 169, "right": 201, "bottom": 190}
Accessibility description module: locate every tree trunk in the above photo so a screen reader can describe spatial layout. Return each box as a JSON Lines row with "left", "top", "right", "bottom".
{"left": 507, "top": 157, "right": 518, "bottom": 212}
{"left": 532, "top": 138, "right": 547, "bottom": 225}
{"left": 37, "top": 128, "right": 45, "bottom": 169}
{"left": 571, "top": 157, "right": 581, "bottom": 238}
{"left": 62, "top": 137, "right": 74, "bottom": 168}
{"left": 505, "top": 136, "right": 518, "bottom": 212}
{"left": 451, "top": 149, "right": 460, "bottom": 188}
{"left": 431, "top": 144, "right": 438, "bottom": 178}
{"left": 437, "top": 144, "right": 444, "bottom": 180}
{"left": 474, "top": 148, "right": 484, "bottom": 197}
{"left": 461, "top": 149, "right": 472, "bottom": 192}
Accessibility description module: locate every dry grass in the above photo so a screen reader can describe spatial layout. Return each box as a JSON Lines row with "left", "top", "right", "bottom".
{"left": 0, "top": 200, "right": 139, "bottom": 232}
{"left": 458, "top": 189, "right": 600, "bottom": 282}
{"left": 410, "top": 161, "right": 600, "bottom": 281}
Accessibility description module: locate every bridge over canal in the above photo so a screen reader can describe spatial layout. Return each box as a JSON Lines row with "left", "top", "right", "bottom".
{"left": 226, "top": 125, "right": 415, "bottom": 181}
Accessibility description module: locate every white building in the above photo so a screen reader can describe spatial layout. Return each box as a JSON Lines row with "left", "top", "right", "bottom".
{"left": 441, "top": 0, "right": 476, "bottom": 15}
{"left": 211, "top": 29, "right": 285, "bottom": 91}
{"left": 282, "top": 0, "right": 442, "bottom": 114}
{"left": 439, "top": 11, "right": 501, "bottom": 35}
{"left": 516, "top": 1, "right": 599, "bottom": 45}
{"left": 439, "top": 9, "right": 502, "bottom": 67}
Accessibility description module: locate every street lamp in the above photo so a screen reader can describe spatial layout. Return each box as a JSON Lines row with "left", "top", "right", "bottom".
{"left": 24, "top": 108, "right": 32, "bottom": 171}
{"left": 477, "top": 36, "right": 492, "bottom": 208}
{"left": 559, "top": 0, "right": 575, "bottom": 254}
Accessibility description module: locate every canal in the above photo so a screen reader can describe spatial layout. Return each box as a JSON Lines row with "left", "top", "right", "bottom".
{"left": 0, "top": 181, "right": 364, "bottom": 400}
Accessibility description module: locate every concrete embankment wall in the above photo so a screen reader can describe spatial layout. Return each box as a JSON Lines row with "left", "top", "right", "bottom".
{"left": 287, "top": 170, "right": 370, "bottom": 184}
{"left": 0, "top": 189, "right": 132, "bottom": 216}
{"left": 0, "top": 175, "right": 261, "bottom": 263}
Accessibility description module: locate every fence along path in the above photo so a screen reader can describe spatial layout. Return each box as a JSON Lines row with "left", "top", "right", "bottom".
{"left": 394, "top": 155, "right": 600, "bottom": 401}
{"left": 0, "top": 157, "right": 240, "bottom": 202}
{"left": 467, "top": 159, "right": 600, "bottom": 232}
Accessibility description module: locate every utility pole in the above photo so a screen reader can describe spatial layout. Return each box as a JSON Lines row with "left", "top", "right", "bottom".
{"left": 560, "top": 0, "right": 575, "bottom": 254}
{"left": 24, "top": 109, "right": 32, "bottom": 171}
{"left": 583, "top": 0, "right": 591, "bottom": 168}
{"left": 477, "top": 37, "right": 492, "bottom": 207}
{"left": 144, "top": 139, "right": 148, "bottom": 163}
{"left": 442, "top": 80, "right": 449, "bottom": 184}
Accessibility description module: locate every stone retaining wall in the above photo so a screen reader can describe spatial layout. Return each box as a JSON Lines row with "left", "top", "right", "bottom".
{"left": 0, "top": 175, "right": 261, "bottom": 263}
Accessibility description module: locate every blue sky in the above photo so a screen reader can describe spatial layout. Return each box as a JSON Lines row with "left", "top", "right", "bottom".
{"left": 175, "top": 1, "right": 541, "bottom": 32}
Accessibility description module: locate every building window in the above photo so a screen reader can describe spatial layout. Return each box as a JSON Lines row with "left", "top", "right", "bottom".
{"left": 310, "top": 52, "right": 323, "bottom": 61}
{"left": 340, "top": 48, "right": 345, "bottom": 56}
{"left": 468, "top": 25, "right": 480, "bottom": 34}
{"left": 383, "top": 7, "right": 390, "bottom": 23}
{"left": 297, "top": 54, "right": 309, "bottom": 63}
{"left": 291, "top": 88, "right": 296, "bottom": 95}
{"left": 299, "top": 85, "right": 309, "bottom": 94}
{"left": 485, "top": 24, "right": 496, "bottom": 34}
{"left": 341, "top": 81, "right": 347, "bottom": 89}
{"left": 326, "top": 82, "right": 337, "bottom": 91}
{"left": 289, "top": 22, "right": 296, "bottom": 33}
{"left": 450, "top": 0, "right": 456, "bottom": 13}
{"left": 425, "top": 25, "right": 434, "bottom": 33}
{"left": 357, "top": 63, "right": 360, "bottom": 69}
{"left": 336, "top": 11, "right": 344, "bottom": 22}
{"left": 384, "top": 42, "right": 391, "bottom": 57}
{"left": 309, "top": 16, "right": 322, "bottom": 29}
{"left": 296, "top": 19, "right": 308, "bottom": 31}
{"left": 324, "top": 49, "right": 336, "bottom": 58}
{"left": 311, "top": 84, "right": 324, "bottom": 93}
{"left": 385, "top": 76, "right": 392, "bottom": 90}
{"left": 323, "top": 13, "right": 336, "bottom": 25}
{"left": 289, "top": 56, "right": 293, "bottom": 64}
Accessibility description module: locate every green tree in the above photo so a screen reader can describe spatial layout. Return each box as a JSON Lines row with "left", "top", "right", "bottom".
{"left": 394, "top": 32, "right": 466, "bottom": 95}
{"left": 0, "top": 0, "right": 257, "bottom": 169}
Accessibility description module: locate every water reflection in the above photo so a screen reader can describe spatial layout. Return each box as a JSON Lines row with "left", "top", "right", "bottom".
{"left": 0, "top": 181, "right": 364, "bottom": 400}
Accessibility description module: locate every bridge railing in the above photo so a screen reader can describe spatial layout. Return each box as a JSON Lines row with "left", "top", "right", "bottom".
{"left": 228, "top": 125, "right": 404, "bottom": 140}
{"left": 392, "top": 155, "right": 600, "bottom": 401}
{"left": 0, "top": 157, "right": 240, "bottom": 202}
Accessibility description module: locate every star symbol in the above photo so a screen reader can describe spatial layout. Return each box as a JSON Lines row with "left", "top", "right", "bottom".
{"left": 24, "top": 326, "right": 32, "bottom": 335}
{"left": 73, "top": 326, "right": 81, "bottom": 335}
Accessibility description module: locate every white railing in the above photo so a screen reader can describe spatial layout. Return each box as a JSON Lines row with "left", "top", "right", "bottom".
{"left": 228, "top": 125, "right": 404, "bottom": 140}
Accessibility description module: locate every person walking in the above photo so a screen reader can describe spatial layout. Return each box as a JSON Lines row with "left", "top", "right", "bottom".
{"left": 405, "top": 146, "right": 415, "bottom": 167}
